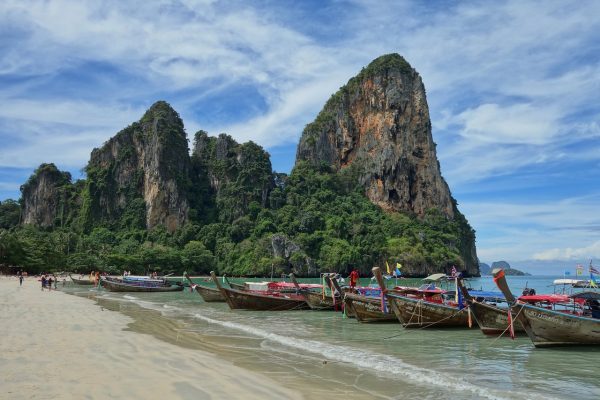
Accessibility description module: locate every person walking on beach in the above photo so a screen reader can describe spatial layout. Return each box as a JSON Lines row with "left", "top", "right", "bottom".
{"left": 19, "top": 272, "right": 24, "bottom": 286}
{"left": 41, "top": 275, "right": 47, "bottom": 291}
{"left": 47, "top": 275, "right": 53, "bottom": 291}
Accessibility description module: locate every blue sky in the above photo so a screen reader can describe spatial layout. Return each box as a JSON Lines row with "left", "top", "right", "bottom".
{"left": 0, "top": 0, "right": 599, "bottom": 274}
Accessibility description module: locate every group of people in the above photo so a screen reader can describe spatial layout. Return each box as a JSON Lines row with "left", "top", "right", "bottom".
{"left": 40, "top": 274, "right": 58, "bottom": 291}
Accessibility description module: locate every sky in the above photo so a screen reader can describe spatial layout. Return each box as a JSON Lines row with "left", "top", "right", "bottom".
{"left": 0, "top": 0, "right": 598, "bottom": 274}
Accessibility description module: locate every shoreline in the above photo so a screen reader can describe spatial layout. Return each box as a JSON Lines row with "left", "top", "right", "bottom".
{"left": 0, "top": 277, "right": 303, "bottom": 400}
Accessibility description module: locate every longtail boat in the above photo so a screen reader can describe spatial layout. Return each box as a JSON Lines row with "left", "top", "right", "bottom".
{"left": 99, "top": 277, "right": 184, "bottom": 292}
{"left": 290, "top": 273, "right": 342, "bottom": 310}
{"left": 69, "top": 274, "right": 95, "bottom": 285}
{"left": 184, "top": 274, "right": 225, "bottom": 302}
{"left": 493, "top": 268, "right": 600, "bottom": 347}
{"left": 373, "top": 267, "right": 469, "bottom": 328}
{"left": 456, "top": 277, "right": 524, "bottom": 335}
{"left": 211, "top": 271, "right": 310, "bottom": 311}
{"left": 344, "top": 292, "right": 397, "bottom": 322}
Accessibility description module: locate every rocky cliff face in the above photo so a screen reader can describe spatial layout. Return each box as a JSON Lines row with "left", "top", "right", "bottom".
{"left": 296, "top": 54, "right": 478, "bottom": 275}
{"left": 191, "top": 131, "right": 273, "bottom": 222}
{"left": 21, "top": 163, "right": 73, "bottom": 227}
{"left": 296, "top": 54, "right": 453, "bottom": 217}
{"left": 82, "top": 101, "right": 190, "bottom": 232}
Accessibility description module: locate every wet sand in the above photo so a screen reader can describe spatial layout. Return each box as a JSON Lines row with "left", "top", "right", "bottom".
{"left": 0, "top": 277, "right": 303, "bottom": 399}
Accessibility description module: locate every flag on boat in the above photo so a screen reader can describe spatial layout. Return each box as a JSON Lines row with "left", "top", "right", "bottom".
{"left": 576, "top": 265, "right": 584, "bottom": 275}
{"left": 564, "top": 271, "right": 571, "bottom": 276}
{"left": 590, "top": 266, "right": 600, "bottom": 275}
{"left": 386, "top": 261, "right": 392, "bottom": 275}
{"left": 451, "top": 265, "right": 457, "bottom": 277}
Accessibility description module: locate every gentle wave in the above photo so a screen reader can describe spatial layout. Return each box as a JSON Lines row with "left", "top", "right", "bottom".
{"left": 193, "top": 313, "right": 515, "bottom": 400}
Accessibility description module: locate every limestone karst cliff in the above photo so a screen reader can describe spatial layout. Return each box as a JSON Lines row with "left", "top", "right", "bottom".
{"left": 296, "top": 54, "right": 478, "bottom": 275}
{"left": 80, "top": 101, "right": 190, "bottom": 232}
{"left": 20, "top": 163, "right": 75, "bottom": 228}
{"left": 296, "top": 54, "right": 453, "bottom": 217}
{"left": 12, "top": 54, "right": 479, "bottom": 276}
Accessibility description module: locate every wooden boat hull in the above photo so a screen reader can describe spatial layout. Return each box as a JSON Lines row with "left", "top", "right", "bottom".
{"left": 513, "top": 303, "right": 600, "bottom": 347}
{"left": 219, "top": 286, "right": 310, "bottom": 311}
{"left": 69, "top": 274, "right": 95, "bottom": 285}
{"left": 343, "top": 296, "right": 356, "bottom": 318}
{"left": 469, "top": 301, "right": 524, "bottom": 335}
{"left": 194, "top": 284, "right": 225, "bottom": 302}
{"left": 388, "top": 294, "right": 469, "bottom": 328}
{"left": 344, "top": 293, "right": 396, "bottom": 323}
{"left": 100, "top": 279, "right": 184, "bottom": 293}
{"left": 302, "top": 291, "right": 342, "bottom": 310}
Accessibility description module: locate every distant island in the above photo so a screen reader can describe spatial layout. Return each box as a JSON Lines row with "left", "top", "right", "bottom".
{"left": 479, "top": 261, "right": 530, "bottom": 276}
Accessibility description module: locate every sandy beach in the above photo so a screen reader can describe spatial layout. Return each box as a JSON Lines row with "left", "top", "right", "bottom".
{"left": 0, "top": 277, "right": 303, "bottom": 400}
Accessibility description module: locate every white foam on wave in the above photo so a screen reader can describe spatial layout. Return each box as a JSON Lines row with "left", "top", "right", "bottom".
{"left": 123, "top": 295, "right": 138, "bottom": 300}
{"left": 193, "top": 313, "right": 543, "bottom": 400}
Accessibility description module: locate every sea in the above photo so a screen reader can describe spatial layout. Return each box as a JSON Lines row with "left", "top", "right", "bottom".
{"left": 64, "top": 275, "right": 600, "bottom": 400}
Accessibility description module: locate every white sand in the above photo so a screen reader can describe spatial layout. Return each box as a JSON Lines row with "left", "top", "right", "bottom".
{"left": 0, "top": 277, "right": 303, "bottom": 399}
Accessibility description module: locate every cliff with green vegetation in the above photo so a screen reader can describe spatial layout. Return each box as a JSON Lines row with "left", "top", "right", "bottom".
{"left": 80, "top": 101, "right": 190, "bottom": 233}
{"left": 296, "top": 54, "right": 477, "bottom": 276}
{"left": 0, "top": 54, "right": 479, "bottom": 277}
{"left": 20, "top": 163, "right": 80, "bottom": 228}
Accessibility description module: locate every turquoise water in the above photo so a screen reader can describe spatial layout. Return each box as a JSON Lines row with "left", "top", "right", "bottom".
{"left": 65, "top": 276, "right": 600, "bottom": 399}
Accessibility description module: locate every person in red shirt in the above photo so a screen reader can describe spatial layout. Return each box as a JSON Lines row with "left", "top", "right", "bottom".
{"left": 349, "top": 269, "right": 359, "bottom": 288}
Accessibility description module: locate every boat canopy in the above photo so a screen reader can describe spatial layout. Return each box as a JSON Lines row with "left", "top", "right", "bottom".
{"left": 552, "top": 279, "right": 586, "bottom": 286}
{"left": 423, "top": 273, "right": 448, "bottom": 282}
{"left": 519, "top": 294, "right": 570, "bottom": 303}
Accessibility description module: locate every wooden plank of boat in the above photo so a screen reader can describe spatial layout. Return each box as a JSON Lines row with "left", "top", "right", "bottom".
{"left": 222, "top": 275, "right": 246, "bottom": 291}
{"left": 211, "top": 271, "right": 310, "bottom": 311}
{"left": 184, "top": 274, "right": 224, "bottom": 302}
{"left": 329, "top": 275, "right": 356, "bottom": 318}
{"left": 386, "top": 293, "right": 469, "bottom": 328}
{"left": 69, "top": 274, "right": 95, "bottom": 285}
{"left": 493, "top": 268, "right": 600, "bottom": 347}
{"left": 289, "top": 273, "right": 341, "bottom": 310}
{"left": 456, "top": 277, "right": 524, "bottom": 336}
{"left": 99, "top": 278, "right": 184, "bottom": 293}
{"left": 344, "top": 292, "right": 397, "bottom": 323}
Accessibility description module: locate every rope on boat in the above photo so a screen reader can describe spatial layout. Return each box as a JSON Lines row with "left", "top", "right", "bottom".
{"left": 381, "top": 306, "right": 470, "bottom": 340}
{"left": 467, "top": 304, "right": 527, "bottom": 355}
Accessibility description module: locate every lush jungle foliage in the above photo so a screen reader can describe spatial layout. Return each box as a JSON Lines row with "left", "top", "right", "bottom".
{"left": 0, "top": 157, "right": 473, "bottom": 277}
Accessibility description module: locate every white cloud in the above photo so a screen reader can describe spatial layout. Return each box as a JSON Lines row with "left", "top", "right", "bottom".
{"left": 456, "top": 103, "right": 560, "bottom": 145}
{"left": 532, "top": 240, "right": 600, "bottom": 261}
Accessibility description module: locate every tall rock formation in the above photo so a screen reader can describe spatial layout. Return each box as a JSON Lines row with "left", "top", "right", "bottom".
{"left": 296, "top": 54, "right": 453, "bottom": 217}
{"left": 81, "top": 101, "right": 190, "bottom": 232}
{"left": 191, "top": 131, "right": 273, "bottom": 223}
{"left": 21, "top": 163, "right": 73, "bottom": 227}
{"left": 296, "top": 54, "right": 478, "bottom": 275}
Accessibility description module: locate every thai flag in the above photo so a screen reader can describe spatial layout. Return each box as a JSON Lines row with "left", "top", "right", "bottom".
{"left": 451, "top": 266, "right": 457, "bottom": 277}
{"left": 590, "top": 266, "right": 600, "bottom": 275}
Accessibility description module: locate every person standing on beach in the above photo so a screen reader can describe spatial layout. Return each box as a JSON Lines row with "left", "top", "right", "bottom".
{"left": 18, "top": 271, "right": 23, "bottom": 286}
{"left": 47, "top": 275, "right": 53, "bottom": 291}
{"left": 41, "top": 275, "right": 47, "bottom": 291}
{"left": 349, "top": 269, "right": 359, "bottom": 288}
